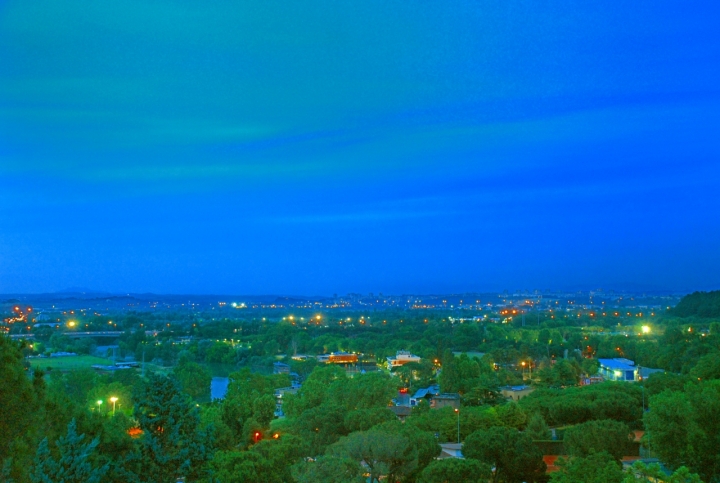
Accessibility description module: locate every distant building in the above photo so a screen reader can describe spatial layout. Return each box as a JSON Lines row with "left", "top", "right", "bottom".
{"left": 598, "top": 358, "right": 637, "bottom": 381}
{"left": 597, "top": 358, "right": 663, "bottom": 382}
{"left": 273, "top": 362, "right": 291, "bottom": 375}
{"left": 438, "top": 443, "right": 464, "bottom": 459}
{"left": 431, "top": 393, "right": 460, "bottom": 410}
{"left": 328, "top": 352, "right": 358, "bottom": 364}
{"left": 387, "top": 350, "right": 421, "bottom": 368}
{"left": 501, "top": 385, "right": 534, "bottom": 401}
{"left": 412, "top": 384, "right": 440, "bottom": 405}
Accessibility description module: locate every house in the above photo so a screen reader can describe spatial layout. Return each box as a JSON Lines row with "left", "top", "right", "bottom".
{"left": 431, "top": 393, "right": 460, "bottom": 410}
{"left": 328, "top": 351, "right": 358, "bottom": 364}
{"left": 412, "top": 384, "right": 440, "bottom": 405}
{"left": 501, "top": 385, "right": 534, "bottom": 401}
{"left": 387, "top": 350, "right": 421, "bottom": 368}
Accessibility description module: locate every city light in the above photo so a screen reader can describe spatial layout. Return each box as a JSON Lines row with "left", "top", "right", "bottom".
{"left": 641, "top": 325, "right": 650, "bottom": 334}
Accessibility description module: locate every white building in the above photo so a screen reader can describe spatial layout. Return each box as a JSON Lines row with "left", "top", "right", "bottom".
{"left": 387, "top": 350, "right": 421, "bottom": 368}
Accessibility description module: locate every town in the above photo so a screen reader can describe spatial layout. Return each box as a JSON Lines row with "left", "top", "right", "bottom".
{"left": 2, "top": 289, "right": 718, "bottom": 483}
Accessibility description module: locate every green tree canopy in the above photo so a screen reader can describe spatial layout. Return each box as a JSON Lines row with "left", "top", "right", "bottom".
{"left": 418, "top": 458, "right": 491, "bottom": 483}
{"left": 30, "top": 419, "right": 108, "bottom": 483}
{"left": 644, "top": 380, "right": 720, "bottom": 482}
{"left": 130, "top": 374, "right": 212, "bottom": 483}
{"left": 563, "top": 419, "right": 632, "bottom": 461}
{"left": 463, "top": 426, "right": 546, "bottom": 483}
{"left": 550, "top": 451, "right": 623, "bottom": 483}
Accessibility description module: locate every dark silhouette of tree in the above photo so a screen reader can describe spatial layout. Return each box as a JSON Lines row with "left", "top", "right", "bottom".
{"left": 128, "top": 374, "right": 212, "bottom": 483}
{"left": 463, "top": 426, "right": 547, "bottom": 483}
{"left": 30, "top": 419, "right": 108, "bottom": 483}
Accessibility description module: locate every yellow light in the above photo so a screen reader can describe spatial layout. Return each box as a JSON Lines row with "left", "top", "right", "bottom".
{"left": 68, "top": 321, "right": 76, "bottom": 327}
{"left": 110, "top": 397, "right": 118, "bottom": 403}
{"left": 641, "top": 325, "right": 650, "bottom": 334}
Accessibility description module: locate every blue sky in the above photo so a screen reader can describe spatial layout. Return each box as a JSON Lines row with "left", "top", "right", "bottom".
{"left": 1, "top": 1, "right": 719, "bottom": 294}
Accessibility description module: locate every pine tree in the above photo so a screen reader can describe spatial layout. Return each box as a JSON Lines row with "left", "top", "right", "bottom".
{"left": 1, "top": 337, "right": 43, "bottom": 482}
{"left": 526, "top": 413, "right": 552, "bottom": 440}
{"left": 30, "top": 419, "right": 108, "bottom": 483}
{"left": 129, "top": 374, "right": 212, "bottom": 483}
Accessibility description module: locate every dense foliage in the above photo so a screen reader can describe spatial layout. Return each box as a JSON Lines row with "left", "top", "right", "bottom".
{"left": 2, "top": 300, "right": 720, "bottom": 482}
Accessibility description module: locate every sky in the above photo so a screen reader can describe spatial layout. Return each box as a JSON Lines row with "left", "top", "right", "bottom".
{"left": 1, "top": 1, "right": 719, "bottom": 295}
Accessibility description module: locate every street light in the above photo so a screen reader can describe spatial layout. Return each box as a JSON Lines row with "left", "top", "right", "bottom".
{"left": 96, "top": 400, "right": 103, "bottom": 413}
{"left": 454, "top": 408, "right": 460, "bottom": 444}
{"left": 110, "top": 397, "right": 118, "bottom": 416}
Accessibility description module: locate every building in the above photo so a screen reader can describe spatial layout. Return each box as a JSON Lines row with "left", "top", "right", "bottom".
{"left": 598, "top": 358, "right": 665, "bottom": 382}
{"left": 412, "top": 384, "right": 440, "bottom": 405}
{"left": 438, "top": 443, "right": 463, "bottom": 459}
{"left": 431, "top": 393, "right": 460, "bottom": 410}
{"left": 598, "top": 358, "right": 637, "bottom": 381}
{"left": 328, "top": 352, "right": 358, "bottom": 364}
{"left": 387, "top": 350, "right": 422, "bottom": 368}
{"left": 501, "top": 385, "right": 535, "bottom": 401}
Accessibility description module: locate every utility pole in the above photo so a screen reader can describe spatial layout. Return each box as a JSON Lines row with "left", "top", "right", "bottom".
{"left": 454, "top": 408, "right": 460, "bottom": 444}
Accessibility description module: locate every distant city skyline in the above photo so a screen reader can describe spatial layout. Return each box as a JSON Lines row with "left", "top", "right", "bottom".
{"left": 2, "top": 1, "right": 719, "bottom": 294}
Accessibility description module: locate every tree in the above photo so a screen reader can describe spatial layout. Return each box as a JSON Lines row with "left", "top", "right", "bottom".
{"left": 689, "top": 351, "right": 720, "bottom": 381}
{"left": 207, "top": 450, "right": 268, "bottom": 483}
{"left": 526, "top": 413, "right": 552, "bottom": 440}
{"left": 344, "top": 407, "right": 397, "bottom": 433}
{"left": 252, "top": 394, "right": 277, "bottom": 427}
{"left": 643, "top": 372, "right": 688, "bottom": 397}
{"left": 0, "top": 337, "right": 43, "bottom": 482}
{"left": 494, "top": 402, "right": 527, "bottom": 429}
{"left": 644, "top": 380, "right": 720, "bottom": 482}
{"left": 30, "top": 419, "right": 108, "bottom": 483}
{"left": 291, "top": 403, "right": 347, "bottom": 454}
{"left": 563, "top": 420, "right": 632, "bottom": 461}
{"left": 292, "top": 454, "right": 365, "bottom": 483}
{"left": 550, "top": 451, "right": 623, "bottom": 483}
{"left": 463, "top": 426, "right": 547, "bottom": 483}
{"left": 129, "top": 374, "right": 212, "bottom": 483}
{"left": 419, "top": 458, "right": 491, "bottom": 483}
{"left": 330, "top": 429, "right": 418, "bottom": 483}
{"left": 462, "top": 374, "right": 504, "bottom": 406}
{"left": 172, "top": 358, "right": 212, "bottom": 400}
{"left": 439, "top": 351, "right": 481, "bottom": 394}
{"left": 622, "top": 461, "right": 703, "bottom": 483}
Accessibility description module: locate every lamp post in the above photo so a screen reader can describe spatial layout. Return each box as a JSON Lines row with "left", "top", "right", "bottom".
{"left": 454, "top": 408, "right": 460, "bottom": 444}
{"left": 96, "top": 400, "right": 103, "bottom": 414}
{"left": 110, "top": 397, "right": 118, "bottom": 416}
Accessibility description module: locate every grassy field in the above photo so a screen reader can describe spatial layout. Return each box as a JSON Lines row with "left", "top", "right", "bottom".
{"left": 29, "top": 355, "right": 114, "bottom": 371}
